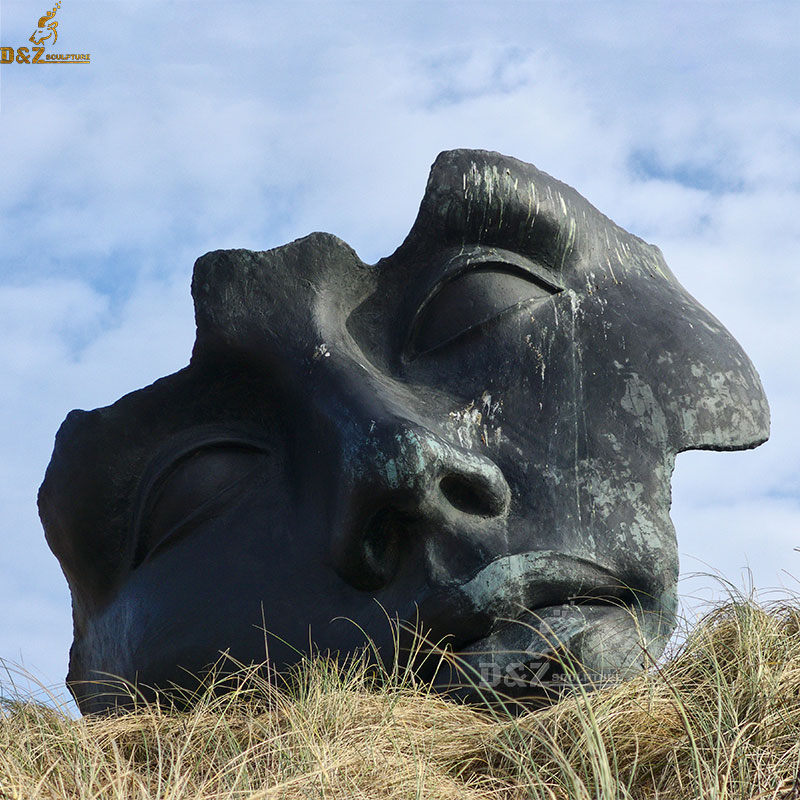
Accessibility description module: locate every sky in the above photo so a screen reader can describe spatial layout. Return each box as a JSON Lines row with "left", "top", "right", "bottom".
{"left": 1, "top": 1, "right": 798, "bottom": 712}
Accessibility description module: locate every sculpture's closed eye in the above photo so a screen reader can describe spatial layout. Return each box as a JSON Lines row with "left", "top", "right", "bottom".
{"left": 133, "top": 443, "right": 269, "bottom": 567}
{"left": 407, "top": 265, "right": 561, "bottom": 358}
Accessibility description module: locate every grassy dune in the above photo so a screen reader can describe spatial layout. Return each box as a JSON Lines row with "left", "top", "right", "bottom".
{"left": 2, "top": 595, "right": 799, "bottom": 799}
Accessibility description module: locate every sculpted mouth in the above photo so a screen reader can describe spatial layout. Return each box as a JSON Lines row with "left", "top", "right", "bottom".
{"left": 456, "top": 551, "right": 635, "bottom": 622}
{"left": 409, "top": 550, "right": 656, "bottom": 693}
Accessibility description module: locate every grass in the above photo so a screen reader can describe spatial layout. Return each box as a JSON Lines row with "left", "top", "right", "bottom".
{"left": 2, "top": 591, "right": 800, "bottom": 799}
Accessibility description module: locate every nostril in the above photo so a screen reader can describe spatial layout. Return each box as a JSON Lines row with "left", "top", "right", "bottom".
{"left": 359, "top": 508, "right": 407, "bottom": 590}
{"left": 439, "top": 474, "right": 505, "bottom": 517}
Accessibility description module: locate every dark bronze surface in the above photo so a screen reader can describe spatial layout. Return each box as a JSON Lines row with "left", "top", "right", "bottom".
{"left": 39, "top": 150, "right": 769, "bottom": 712}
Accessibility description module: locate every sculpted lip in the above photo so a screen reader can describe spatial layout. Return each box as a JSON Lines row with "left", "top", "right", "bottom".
{"left": 460, "top": 550, "right": 633, "bottom": 614}
{"left": 413, "top": 550, "right": 640, "bottom": 653}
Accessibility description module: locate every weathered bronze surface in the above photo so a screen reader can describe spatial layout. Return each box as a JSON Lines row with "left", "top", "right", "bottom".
{"left": 40, "top": 150, "right": 769, "bottom": 712}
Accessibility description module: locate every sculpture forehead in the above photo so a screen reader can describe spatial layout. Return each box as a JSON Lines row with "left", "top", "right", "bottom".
{"left": 191, "top": 149, "right": 671, "bottom": 351}
{"left": 386, "top": 148, "right": 662, "bottom": 278}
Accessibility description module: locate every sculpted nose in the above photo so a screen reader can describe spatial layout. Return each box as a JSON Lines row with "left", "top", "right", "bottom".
{"left": 330, "top": 416, "right": 511, "bottom": 592}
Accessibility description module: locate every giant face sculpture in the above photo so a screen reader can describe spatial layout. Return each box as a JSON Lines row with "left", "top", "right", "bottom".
{"left": 40, "top": 150, "right": 769, "bottom": 713}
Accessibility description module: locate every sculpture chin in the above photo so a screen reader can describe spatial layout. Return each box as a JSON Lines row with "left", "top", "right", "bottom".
{"left": 434, "top": 602, "right": 671, "bottom": 703}
{"left": 413, "top": 549, "right": 676, "bottom": 703}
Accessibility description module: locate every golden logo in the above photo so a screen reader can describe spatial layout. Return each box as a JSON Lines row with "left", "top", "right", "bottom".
{"left": 1, "top": 2, "right": 91, "bottom": 65}
{"left": 29, "top": 3, "right": 61, "bottom": 46}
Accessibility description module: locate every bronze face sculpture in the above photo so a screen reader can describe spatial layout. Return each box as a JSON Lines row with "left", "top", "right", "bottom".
{"left": 39, "top": 150, "right": 769, "bottom": 713}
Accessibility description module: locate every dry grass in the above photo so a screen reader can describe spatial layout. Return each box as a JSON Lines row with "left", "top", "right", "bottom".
{"left": 2, "top": 594, "right": 800, "bottom": 799}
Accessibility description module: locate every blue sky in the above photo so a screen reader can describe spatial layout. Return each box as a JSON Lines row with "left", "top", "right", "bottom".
{"left": 1, "top": 1, "right": 798, "bottom": 710}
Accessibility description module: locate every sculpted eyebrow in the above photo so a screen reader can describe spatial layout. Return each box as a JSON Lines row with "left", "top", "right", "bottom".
{"left": 436, "top": 246, "right": 565, "bottom": 292}
{"left": 431, "top": 163, "right": 583, "bottom": 273}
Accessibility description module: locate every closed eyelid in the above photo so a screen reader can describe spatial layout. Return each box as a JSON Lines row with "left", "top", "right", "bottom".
{"left": 135, "top": 460, "right": 265, "bottom": 567}
{"left": 405, "top": 261, "right": 561, "bottom": 359}
{"left": 132, "top": 438, "right": 272, "bottom": 568}
{"left": 134, "top": 432, "right": 271, "bottom": 513}
{"left": 437, "top": 247, "right": 564, "bottom": 292}
{"left": 403, "top": 247, "right": 563, "bottom": 342}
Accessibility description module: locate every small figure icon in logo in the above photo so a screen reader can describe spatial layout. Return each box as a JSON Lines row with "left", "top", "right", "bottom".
{"left": 29, "top": 3, "right": 62, "bottom": 47}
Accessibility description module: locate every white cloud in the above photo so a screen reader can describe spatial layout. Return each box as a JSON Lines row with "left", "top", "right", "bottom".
{"left": 674, "top": 474, "right": 800, "bottom": 616}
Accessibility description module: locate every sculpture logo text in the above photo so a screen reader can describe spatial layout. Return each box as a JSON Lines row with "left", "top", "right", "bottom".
{"left": 1, "top": 3, "right": 91, "bottom": 65}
